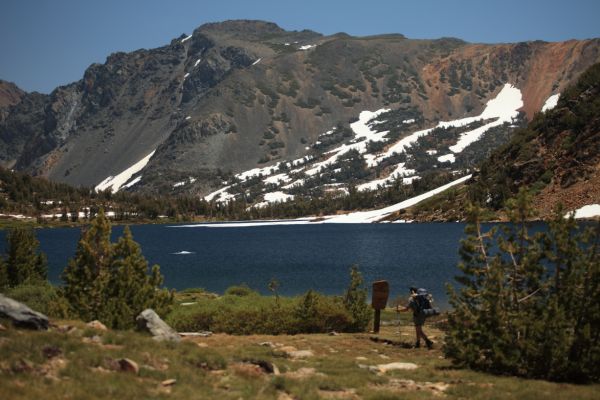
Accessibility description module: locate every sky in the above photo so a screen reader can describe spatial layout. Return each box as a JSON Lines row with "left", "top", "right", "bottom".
{"left": 2, "top": 0, "right": 600, "bottom": 94}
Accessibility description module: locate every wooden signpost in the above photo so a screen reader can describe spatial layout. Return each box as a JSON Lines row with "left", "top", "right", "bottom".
{"left": 371, "top": 280, "right": 389, "bottom": 333}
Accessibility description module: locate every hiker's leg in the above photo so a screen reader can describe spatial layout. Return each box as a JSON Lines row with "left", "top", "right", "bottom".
{"left": 416, "top": 325, "right": 425, "bottom": 341}
{"left": 414, "top": 324, "right": 421, "bottom": 347}
{"left": 418, "top": 325, "right": 428, "bottom": 342}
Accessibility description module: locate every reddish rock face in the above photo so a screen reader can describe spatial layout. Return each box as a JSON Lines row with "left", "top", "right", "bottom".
{"left": 0, "top": 80, "right": 25, "bottom": 109}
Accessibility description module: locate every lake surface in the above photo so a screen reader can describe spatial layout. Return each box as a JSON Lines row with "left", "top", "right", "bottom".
{"left": 3, "top": 222, "right": 477, "bottom": 309}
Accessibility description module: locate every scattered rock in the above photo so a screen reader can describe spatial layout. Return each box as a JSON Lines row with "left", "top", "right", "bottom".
{"left": 231, "top": 362, "right": 263, "bottom": 378}
{"left": 242, "top": 358, "right": 280, "bottom": 375}
{"left": 328, "top": 331, "right": 340, "bottom": 336}
{"left": 318, "top": 388, "right": 359, "bottom": 399}
{"left": 56, "top": 325, "right": 78, "bottom": 335}
{"left": 179, "top": 331, "right": 212, "bottom": 337}
{"left": 136, "top": 309, "right": 180, "bottom": 342}
{"left": 161, "top": 379, "right": 177, "bottom": 386}
{"left": 355, "top": 356, "right": 367, "bottom": 361}
{"left": 379, "top": 354, "right": 390, "bottom": 359}
{"left": 287, "top": 350, "right": 314, "bottom": 359}
{"left": 285, "top": 367, "right": 325, "bottom": 379}
{"left": 259, "top": 341, "right": 275, "bottom": 348}
{"left": 278, "top": 345, "right": 297, "bottom": 353}
{"left": 277, "top": 391, "right": 294, "bottom": 400}
{"left": 42, "top": 345, "right": 62, "bottom": 359}
{"left": 118, "top": 358, "right": 139, "bottom": 374}
{"left": 370, "top": 362, "right": 419, "bottom": 373}
{"left": 82, "top": 335, "right": 102, "bottom": 345}
{"left": 374, "top": 378, "right": 450, "bottom": 395}
{"left": 0, "top": 294, "right": 48, "bottom": 330}
{"left": 12, "top": 359, "right": 34, "bottom": 373}
{"left": 86, "top": 320, "right": 108, "bottom": 331}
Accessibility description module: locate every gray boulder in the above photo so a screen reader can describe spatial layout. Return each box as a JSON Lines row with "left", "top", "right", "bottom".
{"left": 136, "top": 309, "right": 180, "bottom": 342}
{"left": 0, "top": 294, "right": 49, "bottom": 330}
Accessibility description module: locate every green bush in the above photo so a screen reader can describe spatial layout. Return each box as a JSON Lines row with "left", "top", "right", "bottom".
{"left": 167, "top": 288, "right": 354, "bottom": 335}
{"left": 4, "top": 282, "right": 70, "bottom": 318}
{"left": 224, "top": 284, "right": 257, "bottom": 297}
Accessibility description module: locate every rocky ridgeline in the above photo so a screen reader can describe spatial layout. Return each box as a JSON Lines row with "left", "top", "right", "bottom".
{"left": 1, "top": 20, "right": 599, "bottom": 198}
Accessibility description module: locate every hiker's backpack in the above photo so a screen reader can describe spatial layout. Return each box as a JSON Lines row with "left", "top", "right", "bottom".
{"left": 414, "top": 288, "right": 440, "bottom": 317}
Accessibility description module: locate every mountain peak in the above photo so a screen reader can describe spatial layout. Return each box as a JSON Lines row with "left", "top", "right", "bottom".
{"left": 197, "top": 19, "right": 287, "bottom": 37}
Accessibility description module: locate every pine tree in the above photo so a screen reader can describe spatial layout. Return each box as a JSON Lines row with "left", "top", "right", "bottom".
{"left": 62, "top": 210, "right": 172, "bottom": 327}
{"left": 62, "top": 209, "right": 112, "bottom": 322}
{"left": 445, "top": 195, "right": 600, "bottom": 382}
{"left": 295, "top": 289, "right": 320, "bottom": 333}
{"left": 103, "top": 226, "right": 172, "bottom": 329}
{"left": 4, "top": 226, "right": 48, "bottom": 287}
{"left": 343, "top": 265, "right": 371, "bottom": 332}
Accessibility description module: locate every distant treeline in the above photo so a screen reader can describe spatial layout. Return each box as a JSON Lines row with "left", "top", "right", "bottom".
{"left": 0, "top": 166, "right": 462, "bottom": 223}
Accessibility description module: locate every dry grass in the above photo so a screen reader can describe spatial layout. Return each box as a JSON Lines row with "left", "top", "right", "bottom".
{"left": 0, "top": 312, "right": 598, "bottom": 399}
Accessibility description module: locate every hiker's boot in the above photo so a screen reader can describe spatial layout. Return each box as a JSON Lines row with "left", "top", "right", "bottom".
{"left": 425, "top": 339, "right": 434, "bottom": 350}
{"left": 414, "top": 341, "right": 421, "bottom": 348}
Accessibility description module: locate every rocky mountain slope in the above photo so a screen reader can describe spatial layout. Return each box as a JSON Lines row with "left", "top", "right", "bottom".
{"left": 1, "top": 20, "right": 600, "bottom": 208}
{"left": 468, "top": 62, "right": 600, "bottom": 218}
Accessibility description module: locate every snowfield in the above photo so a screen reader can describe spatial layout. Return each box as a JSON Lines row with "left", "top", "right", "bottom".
{"left": 176, "top": 174, "right": 471, "bottom": 227}
{"left": 201, "top": 83, "right": 522, "bottom": 209}
{"left": 568, "top": 204, "right": 600, "bottom": 219}
{"left": 95, "top": 150, "right": 156, "bottom": 193}
{"left": 542, "top": 93, "right": 560, "bottom": 112}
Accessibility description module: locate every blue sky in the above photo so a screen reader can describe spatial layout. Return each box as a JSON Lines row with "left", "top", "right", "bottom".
{"left": 2, "top": 0, "right": 600, "bottom": 93}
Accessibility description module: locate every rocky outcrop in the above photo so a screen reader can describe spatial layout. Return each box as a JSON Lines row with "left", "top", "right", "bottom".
{"left": 0, "top": 294, "right": 49, "bottom": 330}
{"left": 136, "top": 309, "right": 180, "bottom": 342}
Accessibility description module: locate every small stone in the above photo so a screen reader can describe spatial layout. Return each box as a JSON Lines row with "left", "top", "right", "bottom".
{"left": 374, "top": 362, "right": 418, "bottom": 373}
{"left": 87, "top": 320, "right": 108, "bottom": 331}
{"left": 0, "top": 323, "right": 6, "bottom": 331}
{"left": 243, "top": 359, "right": 279, "bottom": 374}
{"left": 328, "top": 331, "right": 340, "bottom": 336}
{"left": 161, "top": 379, "right": 177, "bottom": 386}
{"left": 287, "top": 350, "right": 314, "bottom": 359}
{"left": 259, "top": 341, "right": 275, "bottom": 347}
{"left": 279, "top": 345, "right": 297, "bottom": 353}
{"left": 379, "top": 354, "right": 390, "bottom": 359}
{"left": 178, "top": 331, "right": 212, "bottom": 337}
{"left": 12, "top": 359, "right": 34, "bottom": 373}
{"left": 118, "top": 358, "right": 139, "bottom": 374}
{"left": 197, "top": 342, "right": 209, "bottom": 348}
{"left": 42, "top": 345, "right": 62, "bottom": 359}
{"left": 355, "top": 356, "right": 367, "bottom": 361}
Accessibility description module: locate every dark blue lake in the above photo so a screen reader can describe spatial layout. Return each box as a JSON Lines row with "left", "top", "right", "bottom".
{"left": 3, "top": 222, "right": 479, "bottom": 308}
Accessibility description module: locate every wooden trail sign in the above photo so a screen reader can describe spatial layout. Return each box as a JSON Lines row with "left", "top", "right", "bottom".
{"left": 372, "top": 280, "right": 389, "bottom": 333}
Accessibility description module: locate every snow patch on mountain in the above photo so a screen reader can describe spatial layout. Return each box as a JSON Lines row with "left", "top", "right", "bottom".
{"left": 542, "top": 93, "right": 560, "bottom": 112}
{"left": 95, "top": 150, "right": 156, "bottom": 193}
{"left": 568, "top": 204, "right": 600, "bottom": 219}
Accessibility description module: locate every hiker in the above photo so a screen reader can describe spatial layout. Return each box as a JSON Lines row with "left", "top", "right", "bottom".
{"left": 397, "top": 287, "right": 435, "bottom": 349}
